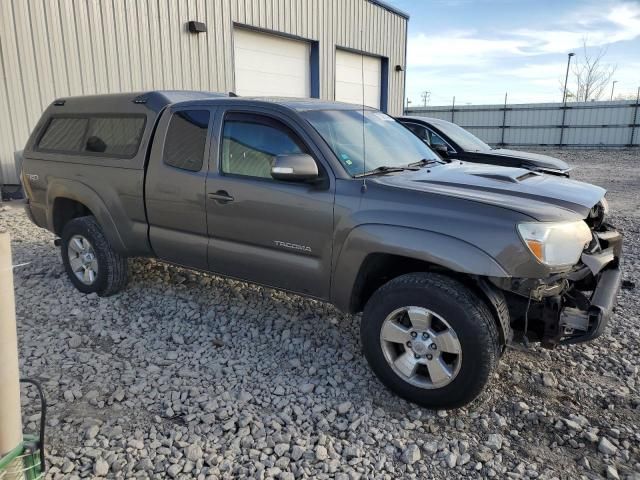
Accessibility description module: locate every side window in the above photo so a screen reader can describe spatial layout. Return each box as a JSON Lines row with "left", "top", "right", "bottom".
{"left": 428, "top": 129, "right": 448, "bottom": 148}
{"left": 221, "top": 114, "right": 307, "bottom": 179}
{"left": 164, "top": 110, "right": 210, "bottom": 172}
{"left": 84, "top": 117, "right": 145, "bottom": 156}
{"left": 37, "top": 116, "right": 146, "bottom": 157}
{"left": 38, "top": 118, "right": 89, "bottom": 152}
{"left": 406, "top": 123, "right": 429, "bottom": 143}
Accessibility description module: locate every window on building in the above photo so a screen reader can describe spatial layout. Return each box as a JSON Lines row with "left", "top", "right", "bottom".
{"left": 163, "top": 110, "right": 210, "bottom": 172}
{"left": 38, "top": 118, "right": 89, "bottom": 153}
{"left": 221, "top": 114, "right": 307, "bottom": 179}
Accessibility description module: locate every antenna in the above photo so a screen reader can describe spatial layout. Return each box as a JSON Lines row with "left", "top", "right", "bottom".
{"left": 360, "top": 29, "right": 367, "bottom": 193}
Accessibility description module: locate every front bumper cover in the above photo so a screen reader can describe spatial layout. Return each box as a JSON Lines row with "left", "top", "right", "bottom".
{"left": 498, "top": 223, "right": 623, "bottom": 347}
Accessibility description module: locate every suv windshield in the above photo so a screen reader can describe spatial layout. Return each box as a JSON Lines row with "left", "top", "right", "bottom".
{"left": 432, "top": 121, "right": 491, "bottom": 152}
{"left": 303, "top": 109, "right": 439, "bottom": 176}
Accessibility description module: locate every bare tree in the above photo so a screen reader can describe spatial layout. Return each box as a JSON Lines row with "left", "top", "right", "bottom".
{"left": 560, "top": 40, "right": 617, "bottom": 102}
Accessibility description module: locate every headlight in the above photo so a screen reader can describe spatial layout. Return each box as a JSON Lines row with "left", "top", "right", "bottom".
{"left": 587, "top": 196, "right": 608, "bottom": 229}
{"left": 517, "top": 220, "right": 592, "bottom": 267}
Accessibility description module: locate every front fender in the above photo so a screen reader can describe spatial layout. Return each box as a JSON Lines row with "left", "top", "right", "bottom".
{"left": 46, "top": 179, "right": 127, "bottom": 253}
{"left": 331, "top": 224, "right": 510, "bottom": 312}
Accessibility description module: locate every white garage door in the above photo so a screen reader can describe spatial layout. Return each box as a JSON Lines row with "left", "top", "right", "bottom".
{"left": 335, "top": 50, "right": 381, "bottom": 109}
{"left": 233, "top": 28, "right": 310, "bottom": 97}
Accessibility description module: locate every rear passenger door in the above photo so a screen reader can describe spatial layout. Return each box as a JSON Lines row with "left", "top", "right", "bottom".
{"left": 145, "top": 106, "right": 214, "bottom": 269}
{"left": 205, "top": 108, "right": 335, "bottom": 299}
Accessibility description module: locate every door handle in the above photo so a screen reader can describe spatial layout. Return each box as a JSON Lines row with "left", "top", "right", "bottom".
{"left": 208, "top": 190, "right": 234, "bottom": 203}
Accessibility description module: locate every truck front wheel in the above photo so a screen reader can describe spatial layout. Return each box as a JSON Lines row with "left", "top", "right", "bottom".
{"left": 361, "top": 272, "right": 500, "bottom": 409}
{"left": 60, "top": 216, "right": 128, "bottom": 296}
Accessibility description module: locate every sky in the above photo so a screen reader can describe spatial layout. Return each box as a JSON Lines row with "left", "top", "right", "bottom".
{"left": 385, "top": 0, "right": 640, "bottom": 106}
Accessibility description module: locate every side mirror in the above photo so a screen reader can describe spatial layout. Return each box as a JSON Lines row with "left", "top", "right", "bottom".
{"left": 433, "top": 144, "right": 449, "bottom": 157}
{"left": 271, "top": 154, "right": 318, "bottom": 182}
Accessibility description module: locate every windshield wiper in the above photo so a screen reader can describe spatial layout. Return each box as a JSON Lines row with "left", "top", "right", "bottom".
{"left": 354, "top": 165, "right": 411, "bottom": 178}
{"left": 407, "top": 158, "right": 441, "bottom": 168}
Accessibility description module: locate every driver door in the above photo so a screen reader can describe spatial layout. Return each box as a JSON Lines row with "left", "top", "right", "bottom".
{"left": 205, "top": 109, "right": 335, "bottom": 299}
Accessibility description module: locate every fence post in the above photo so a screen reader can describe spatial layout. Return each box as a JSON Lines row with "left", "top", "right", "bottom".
{"left": 558, "top": 81, "right": 575, "bottom": 147}
{"left": 559, "top": 103, "right": 568, "bottom": 147}
{"left": 500, "top": 92, "right": 508, "bottom": 147}
{"left": 629, "top": 86, "right": 640, "bottom": 147}
{"left": 451, "top": 96, "right": 455, "bottom": 123}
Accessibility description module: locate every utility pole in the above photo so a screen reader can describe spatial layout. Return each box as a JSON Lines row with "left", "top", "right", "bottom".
{"left": 610, "top": 80, "right": 618, "bottom": 100}
{"left": 420, "top": 91, "right": 430, "bottom": 107}
{"left": 562, "top": 52, "right": 575, "bottom": 103}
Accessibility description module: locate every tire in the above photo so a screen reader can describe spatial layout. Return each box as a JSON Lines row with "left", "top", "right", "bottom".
{"left": 361, "top": 272, "right": 500, "bottom": 409}
{"left": 60, "top": 216, "right": 128, "bottom": 296}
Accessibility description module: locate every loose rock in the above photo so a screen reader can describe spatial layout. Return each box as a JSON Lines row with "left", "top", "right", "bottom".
{"left": 401, "top": 444, "right": 421, "bottom": 465}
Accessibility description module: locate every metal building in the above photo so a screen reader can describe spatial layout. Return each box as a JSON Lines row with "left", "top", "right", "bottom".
{"left": 0, "top": 0, "right": 409, "bottom": 186}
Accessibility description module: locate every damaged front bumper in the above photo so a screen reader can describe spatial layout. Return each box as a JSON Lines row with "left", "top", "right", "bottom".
{"left": 559, "top": 264, "right": 621, "bottom": 344}
{"left": 493, "top": 224, "right": 623, "bottom": 347}
{"left": 556, "top": 225, "right": 623, "bottom": 345}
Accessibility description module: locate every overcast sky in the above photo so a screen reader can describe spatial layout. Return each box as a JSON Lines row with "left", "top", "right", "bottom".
{"left": 386, "top": 0, "right": 640, "bottom": 106}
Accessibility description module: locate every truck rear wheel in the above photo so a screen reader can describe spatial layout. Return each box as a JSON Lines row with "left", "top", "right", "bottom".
{"left": 60, "top": 216, "right": 128, "bottom": 296}
{"left": 361, "top": 272, "right": 500, "bottom": 409}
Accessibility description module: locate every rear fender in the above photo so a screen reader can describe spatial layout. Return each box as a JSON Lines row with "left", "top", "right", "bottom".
{"left": 46, "top": 179, "right": 126, "bottom": 253}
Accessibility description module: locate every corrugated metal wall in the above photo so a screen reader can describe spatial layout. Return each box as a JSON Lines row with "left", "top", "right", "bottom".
{"left": 406, "top": 100, "right": 640, "bottom": 148}
{"left": 0, "top": 0, "right": 408, "bottom": 184}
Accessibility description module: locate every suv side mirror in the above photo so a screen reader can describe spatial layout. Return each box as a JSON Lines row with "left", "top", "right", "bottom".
{"left": 433, "top": 144, "right": 449, "bottom": 157}
{"left": 271, "top": 154, "right": 318, "bottom": 182}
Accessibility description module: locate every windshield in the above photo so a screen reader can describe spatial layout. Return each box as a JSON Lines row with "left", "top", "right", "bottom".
{"left": 303, "top": 109, "right": 440, "bottom": 176}
{"left": 432, "top": 121, "right": 491, "bottom": 152}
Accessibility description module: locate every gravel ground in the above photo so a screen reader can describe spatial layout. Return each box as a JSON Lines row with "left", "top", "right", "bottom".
{"left": 1, "top": 149, "right": 639, "bottom": 480}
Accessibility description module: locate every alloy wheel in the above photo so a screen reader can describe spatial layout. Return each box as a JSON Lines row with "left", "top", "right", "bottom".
{"left": 379, "top": 306, "right": 462, "bottom": 389}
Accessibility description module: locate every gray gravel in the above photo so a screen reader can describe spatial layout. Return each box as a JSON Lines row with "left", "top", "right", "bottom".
{"left": 2, "top": 148, "right": 639, "bottom": 479}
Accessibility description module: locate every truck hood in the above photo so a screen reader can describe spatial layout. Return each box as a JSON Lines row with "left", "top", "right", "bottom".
{"left": 373, "top": 162, "right": 605, "bottom": 221}
{"left": 487, "top": 148, "right": 571, "bottom": 172}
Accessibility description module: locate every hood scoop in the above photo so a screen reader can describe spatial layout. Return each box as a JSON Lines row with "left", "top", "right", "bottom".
{"left": 471, "top": 170, "right": 541, "bottom": 183}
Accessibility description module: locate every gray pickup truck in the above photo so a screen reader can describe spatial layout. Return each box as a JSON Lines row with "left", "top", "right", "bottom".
{"left": 21, "top": 91, "right": 622, "bottom": 408}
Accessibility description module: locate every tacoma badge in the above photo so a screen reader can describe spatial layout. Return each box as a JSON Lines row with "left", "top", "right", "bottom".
{"left": 274, "top": 240, "right": 312, "bottom": 253}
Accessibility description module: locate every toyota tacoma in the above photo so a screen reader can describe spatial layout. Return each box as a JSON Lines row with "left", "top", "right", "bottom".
{"left": 20, "top": 91, "right": 622, "bottom": 408}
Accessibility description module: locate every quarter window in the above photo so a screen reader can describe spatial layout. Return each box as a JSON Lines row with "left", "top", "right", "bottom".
{"left": 221, "top": 114, "right": 307, "bottom": 179}
{"left": 163, "top": 110, "right": 210, "bottom": 172}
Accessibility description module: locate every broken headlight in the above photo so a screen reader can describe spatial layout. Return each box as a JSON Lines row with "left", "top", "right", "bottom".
{"left": 586, "top": 197, "right": 608, "bottom": 230}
